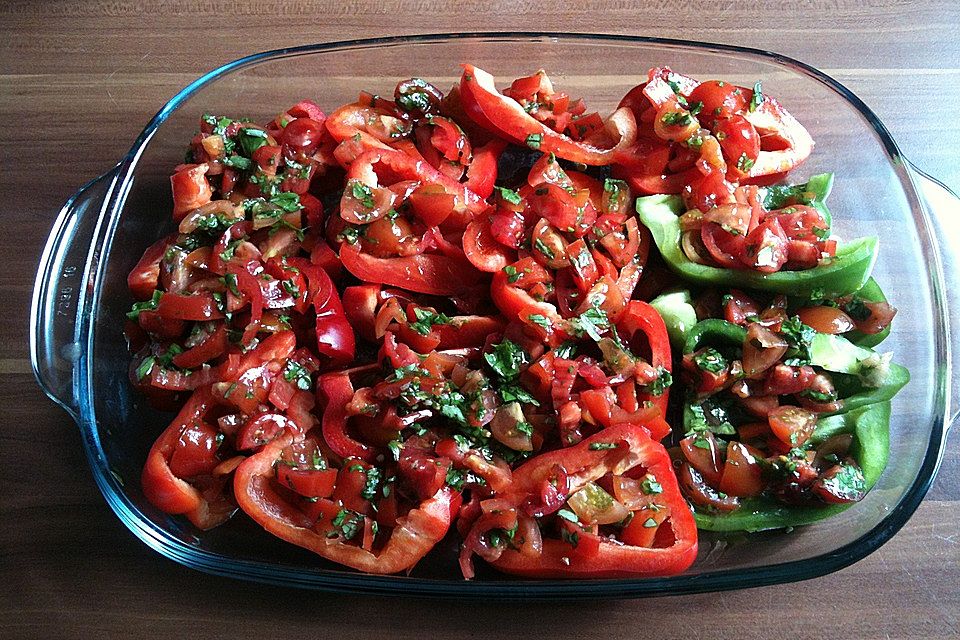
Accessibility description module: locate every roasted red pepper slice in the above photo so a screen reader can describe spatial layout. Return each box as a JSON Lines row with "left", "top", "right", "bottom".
{"left": 486, "top": 424, "right": 697, "bottom": 578}
{"left": 459, "top": 65, "right": 637, "bottom": 166}
{"left": 233, "top": 431, "right": 461, "bottom": 575}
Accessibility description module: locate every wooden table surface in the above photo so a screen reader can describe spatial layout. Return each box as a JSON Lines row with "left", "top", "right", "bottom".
{"left": 2, "top": 2, "right": 958, "bottom": 638}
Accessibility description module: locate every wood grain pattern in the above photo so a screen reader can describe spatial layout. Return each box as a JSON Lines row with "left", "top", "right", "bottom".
{"left": 1, "top": 2, "right": 957, "bottom": 639}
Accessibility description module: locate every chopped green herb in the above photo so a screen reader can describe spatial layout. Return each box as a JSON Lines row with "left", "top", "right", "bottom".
{"left": 222, "top": 273, "right": 241, "bottom": 297}
{"left": 588, "top": 442, "right": 618, "bottom": 450}
{"left": 349, "top": 180, "right": 376, "bottom": 209}
{"left": 408, "top": 307, "right": 452, "bottom": 336}
{"left": 222, "top": 155, "right": 252, "bottom": 170}
{"left": 361, "top": 466, "right": 382, "bottom": 501}
{"left": 780, "top": 316, "right": 818, "bottom": 366}
{"left": 283, "top": 361, "right": 313, "bottom": 390}
{"left": 560, "top": 528, "right": 580, "bottom": 548}
{"left": 603, "top": 178, "right": 627, "bottom": 204}
{"left": 238, "top": 127, "right": 268, "bottom": 156}
{"left": 843, "top": 297, "right": 872, "bottom": 322}
{"left": 483, "top": 340, "right": 529, "bottom": 380}
{"left": 527, "top": 314, "right": 551, "bottom": 330}
{"left": 126, "top": 290, "right": 163, "bottom": 320}
{"left": 640, "top": 475, "right": 663, "bottom": 495}
{"left": 135, "top": 356, "right": 156, "bottom": 381}
{"left": 331, "top": 508, "right": 363, "bottom": 540}
{"left": 533, "top": 237, "right": 556, "bottom": 260}
{"left": 387, "top": 439, "right": 402, "bottom": 461}
{"left": 694, "top": 347, "right": 728, "bottom": 373}
{"left": 661, "top": 110, "right": 693, "bottom": 126}
{"left": 525, "top": 133, "right": 543, "bottom": 149}
{"left": 557, "top": 508, "right": 579, "bottom": 523}
{"left": 749, "top": 81, "right": 764, "bottom": 112}
{"left": 646, "top": 366, "right": 673, "bottom": 396}
{"left": 554, "top": 342, "right": 578, "bottom": 359}
{"left": 570, "top": 305, "right": 609, "bottom": 342}
{"left": 496, "top": 186, "right": 523, "bottom": 205}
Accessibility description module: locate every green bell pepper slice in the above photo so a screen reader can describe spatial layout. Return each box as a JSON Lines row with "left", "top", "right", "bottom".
{"left": 680, "top": 319, "right": 908, "bottom": 427}
{"left": 682, "top": 318, "right": 746, "bottom": 355}
{"left": 693, "top": 401, "right": 891, "bottom": 532}
{"left": 636, "top": 191, "right": 879, "bottom": 298}
{"left": 649, "top": 289, "right": 699, "bottom": 351}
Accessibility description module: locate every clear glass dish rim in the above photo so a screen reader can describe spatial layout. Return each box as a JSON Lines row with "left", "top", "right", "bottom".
{"left": 66, "top": 32, "right": 950, "bottom": 599}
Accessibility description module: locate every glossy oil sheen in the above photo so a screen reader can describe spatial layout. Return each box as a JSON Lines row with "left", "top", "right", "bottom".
{"left": 33, "top": 33, "right": 951, "bottom": 598}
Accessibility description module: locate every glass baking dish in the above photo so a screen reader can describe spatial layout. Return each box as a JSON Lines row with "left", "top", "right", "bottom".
{"left": 29, "top": 33, "right": 959, "bottom": 599}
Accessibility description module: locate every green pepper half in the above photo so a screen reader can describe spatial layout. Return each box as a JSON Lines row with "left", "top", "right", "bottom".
{"left": 693, "top": 401, "right": 891, "bottom": 532}
{"left": 636, "top": 187, "right": 879, "bottom": 297}
{"left": 681, "top": 319, "right": 908, "bottom": 425}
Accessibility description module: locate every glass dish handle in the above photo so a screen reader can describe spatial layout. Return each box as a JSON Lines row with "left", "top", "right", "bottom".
{"left": 910, "top": 165, "right": 960, "bottom": 433}
{"left": 30, "top": 168, "right": 119, "bottom": 420}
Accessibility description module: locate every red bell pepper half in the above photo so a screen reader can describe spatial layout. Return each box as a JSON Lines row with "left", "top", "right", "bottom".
{"left": 141, "top": 386, "right": 237, "bottom": 530}
{"left": 233, "top": 432, "right": 462, "bottom": 575}
{"left": 459, "top": 65, "right": 638, "bottom": 166}
{"left": 482, "top": 423, "right": 697, "bottom": 578}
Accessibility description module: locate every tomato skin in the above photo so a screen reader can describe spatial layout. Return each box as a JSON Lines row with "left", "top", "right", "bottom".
{"left": 740, "top": 218, "right": 789, "bottom": 273}
{"left": 408, "top": 183, "right": 456, "bottom": 227}
{"left": 854, "top": 300, "right": 898, "bottom": 335}
{"left": 461, "top": 138, "right": 505, "bottom": 200}
{"left": 172, "top": 324, "right": 228, "bottom": 369}
{"left": 715, "top": 114, "right": 760, "bottom": 176}
{"left": 799, "top": 306, "right": 855, "bottom": 335}
{"left": 276, "top": 466, "right": 338, "bottom": 499}
{"left": 489, "top": 208, "right": 527, "bottom": 249}
{"left": 688, "top": 80, "right": 748, "bottom": 121}
{"left": 527, "top": 182, "right": 581, "bottom": 231}
{"left": 680, "top": 432, "right": 723, "bottom": 486}
{"left": 236, "top": 413, "right": 296, "bottom": 451}
{"left": 170, "top": 164, "right": 213, "bottom": 221}
{"left": 281, "top": 117, "right": 325, "bottom": 155}
{"left": 157, "top": 292, "right": 224, "bottom": 321}
{"left": 167, "top": 418, "right": 221, "bottom": 479}
{"left": 717, "top": 442, "right": 765, "bottom": 497}
{"left": 768, "top": 405, "right": 818, "bottom": 447}
{"left": 462, "top": 219, "right": 515, "bottom": 273}
{"left": 128, "top": 234, "right": 177, "bottom": 300}
{"left": 723, "top": 289, "right": 761, "bottom": 325}
{"left": 688, "top": 169, "right": 734, "bottom": 214}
